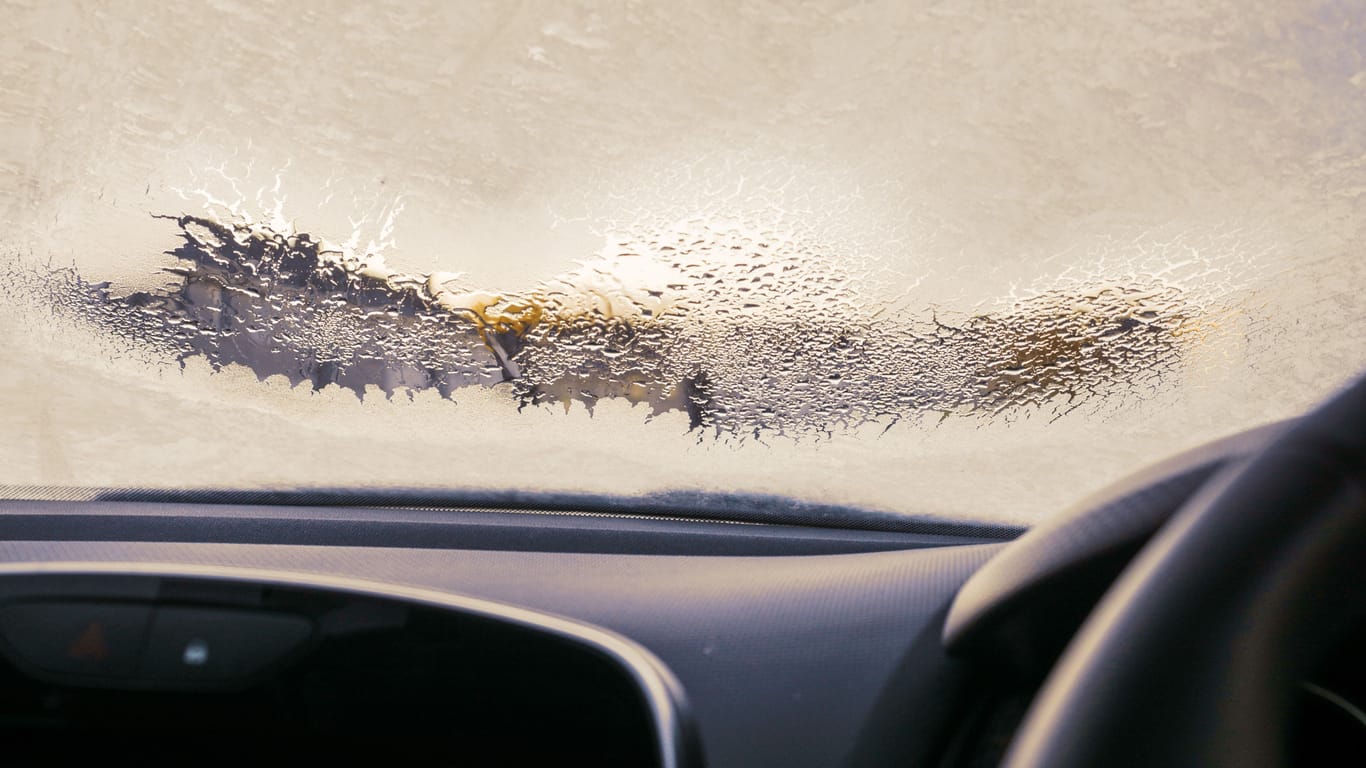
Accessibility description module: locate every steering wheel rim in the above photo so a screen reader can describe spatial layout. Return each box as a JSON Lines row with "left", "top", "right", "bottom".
{"left": 1003, "top": 374, "right": 1366, "bottom": 768}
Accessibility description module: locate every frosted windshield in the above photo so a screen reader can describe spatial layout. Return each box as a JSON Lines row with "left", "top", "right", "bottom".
{"left": 2, "top": 1, "right": 1363, "bottom": 526}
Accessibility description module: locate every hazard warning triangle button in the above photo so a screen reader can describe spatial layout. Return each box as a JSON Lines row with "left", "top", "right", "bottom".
{"left": 0, "top": 602, "right": 151, "bottom": 678}
{"left": 66, "top": 620, "right": 110, "bottom": 662}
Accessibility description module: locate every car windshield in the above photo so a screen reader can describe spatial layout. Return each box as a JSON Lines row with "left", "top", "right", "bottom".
{"left": 1, "top": 1, "right": 1363, "bottom": 527}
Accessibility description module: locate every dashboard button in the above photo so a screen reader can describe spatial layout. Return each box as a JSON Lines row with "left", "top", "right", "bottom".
{"left": 140, "top": 607, "right": 312, "bottom": 683}
{"left": 0, "top": 602, "right": 151, "bottom": 679}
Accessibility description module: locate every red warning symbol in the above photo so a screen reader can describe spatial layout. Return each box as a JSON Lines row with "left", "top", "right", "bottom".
{"left": 66, "top": 621, "right": 110, "bottom": 662}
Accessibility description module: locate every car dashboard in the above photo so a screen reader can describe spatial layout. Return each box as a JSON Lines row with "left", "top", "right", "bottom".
{"left": 0, "top": 417, "right": 1361, "bottom": 767}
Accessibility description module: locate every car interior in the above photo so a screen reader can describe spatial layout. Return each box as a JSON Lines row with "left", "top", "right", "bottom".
{"left": 0, "top": 374, "right": 1361, "bottom": 767}
{"left": 4, "top": 2, "right": 1365, "bottom": 767}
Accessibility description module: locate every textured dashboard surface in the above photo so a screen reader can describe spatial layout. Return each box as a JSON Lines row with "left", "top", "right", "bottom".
{"left": 0, "top": 538, "right": 1001, "bottom": 768}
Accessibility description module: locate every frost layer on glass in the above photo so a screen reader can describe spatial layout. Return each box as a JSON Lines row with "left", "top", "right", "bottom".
{"left": 1, "top": 1, "right": 1363, "bottom": 525}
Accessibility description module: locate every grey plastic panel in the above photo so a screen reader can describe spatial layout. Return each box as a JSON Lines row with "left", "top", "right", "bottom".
{"left": 0, "top": 540, "right": 1000, "bottom": 768}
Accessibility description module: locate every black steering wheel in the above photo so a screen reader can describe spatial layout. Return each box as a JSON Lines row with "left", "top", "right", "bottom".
{"left": 1003, "top": 374, "right": 1366, "bottom": 767}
